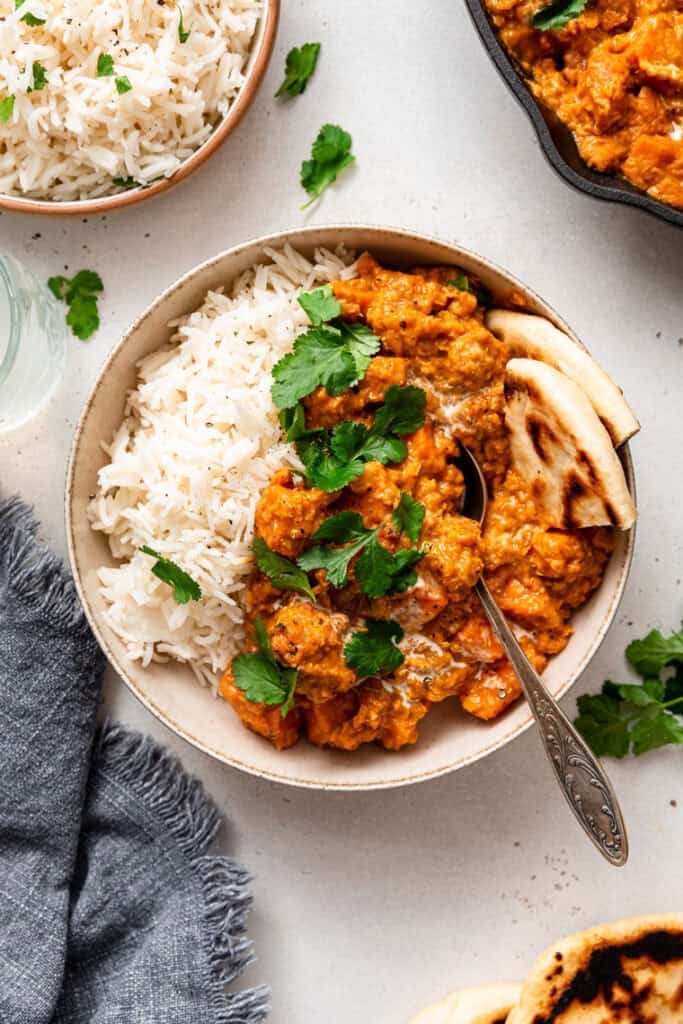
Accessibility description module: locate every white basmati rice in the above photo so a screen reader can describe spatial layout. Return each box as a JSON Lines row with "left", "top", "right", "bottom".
{"left": 0, "top": 0, "right": 261, "bottom": 200}
{"left": 89, "top": 245, "right": 359, "bottom": 689}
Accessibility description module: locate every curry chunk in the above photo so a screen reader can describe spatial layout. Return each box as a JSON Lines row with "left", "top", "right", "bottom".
{"left": 304, "top": 356, "right": 408, "bottom": 428}
{"left": 268, "top": 600, "right": 356, "bottom": 703}
{"left": 423, "top": 514, "right": 483, "bottom": 598}
{"left": 254, "top": 469, "right": 334, "bottom": 558}
{"left": 220, "top": 670, "right": 300, "bottom": 750}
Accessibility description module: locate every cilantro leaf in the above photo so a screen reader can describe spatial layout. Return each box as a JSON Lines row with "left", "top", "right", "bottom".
{"left": 296, "top": 428, "right": 366, "bottom": 491}
{"left": 271, "top": 320, "right": 379, "bottom": 409}
{"left": 308, "top": 511, "right": 368, "bottom": 543}
{"left": 369, "top": 384, "right": 427, "bottom": 438}
{"left": 0, "top": 96, "right": 15, "bottom": 123}
{"left": 115, "top": 75, "right": 132, "bottom": 95}
{"left": 298, "top": 284, "right": 341, "bottom": 326}
{"left": 626, "top": 626, "right": 683, "bottom": 678}
{"left": 532, "top": 0, "right": 589, "bottom": 30}
{"left": 49, "top": 269, "right": 103, "bottom": 341}
{"left": 97, "top": 54, "right": 115, "bottom": 77}
{"left": 140, "top": 545, "right": 202, "bottom": 604}
{"left": 15, "top": 0, "right": 45, "bottom": 26}
{"left": 630, "top": 712, "right": 683, "bottom": 755}
{"left": 233, "top": 614, "right": 298, "bottom": 716}
{"left": 279, "top": 403, "right": 306, "bottom": 441}
{"left": 392, "top": 492, "right": 425, "bottom": 543}
{"left": 301, "top": 123, "right": 355, "bottom": 207}
{"left": 575, "top": 692, "right": 632, "bottom": 758}
{"left": 447, "top": 273, "right": 492, "bottom": 307}
{"left": 175, "top": 1, "right": 190, "bottom": 43}
{"left": 253, "top": 536, "right": 315, "bottom": 599}
{"left": 356, "top": 539, "right": 422, "bottom": 598}
{"left": 31, "top": 61, "right": 47, "bottom": 91}
{"left": 344, "top": 619, "right": 405, "bottom": 676}
{"left": 112, "top": 176, "right": 137, "bottom": 189}
{"left": 276, "top": 42, "right": 320, "bottom": 98}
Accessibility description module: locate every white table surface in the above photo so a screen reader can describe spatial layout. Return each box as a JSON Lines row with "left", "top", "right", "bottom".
{"left": 2, "top": 1, "right": 683, "bottom": 1020}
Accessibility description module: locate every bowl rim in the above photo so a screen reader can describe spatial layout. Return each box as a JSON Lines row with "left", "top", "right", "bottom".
{"left": 65, "top": 223, "right": 637, "bottom": 790}
{"left": 0, "top": 0, "right": 280, "bottom": 217}
{"left": 463, "top": 0, "right": 683, "bottom": 230}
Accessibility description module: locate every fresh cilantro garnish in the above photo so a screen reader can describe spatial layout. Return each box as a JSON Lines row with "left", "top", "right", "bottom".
{"left": 297, "top": 504, "right": 425, "bottom": 597}
{"left": 113, "top": 176, "right": 137, "bottom": 189}
{"left": 276, "top": 42, "right": 320, "bottom": 98}
{"left": 116, "top": 75, "right": 132, "bottom": 94}
{"left": 575, "top": 623, "right": 683, "bottom": 757}
{"left": 175, "top": 2, "right": 190, "bottom": 42}
{"left": 232, "top": 615, "right": 298, "bottom": 716}
{"left": 0, "top": 96, "right": 15, "bottom": 123}
{"left": 97, "top": 54, "right": 115, "bottom": 77}
{"left": 253, "top": 536, "right": 315, "bottom": 599}
{"left": 30, "top": 61, "right": 47, "bottom": 91}
{"left": 271, "top": 319, "right": 379, "bottom": 409}
{"left": 447, "top": 273, "right": 492, "bottom": 307}
{"left": 294, "top": 385, "right": 427, "bottom": 491}
{"left": 626, "top": 627, "right": 683, "bottom": 677}
{"left": 532, "top": 0, "right": 589, "bottom": 30}
{"left": 279, "top": 404, "right": 306, "bottom": 441}
{"left": 391, "top": 492, "right": 425, "bottom": 543}
{"left": 298, "top": 284, "right": 341, "bottom": 326}
{"left": 140, "top": 545, "right": 202, "bottom": 604}
{"left": 301, "top": 123, "right": 355, "bottom": 208}
{"left": 48, "top": 269, "right": 103, "bottom": 341}
{"left": 344, "top": 619, "right": 405, "bottom": 676}
{"left": 15, "top": 0, "right": 45, "bottom": 26}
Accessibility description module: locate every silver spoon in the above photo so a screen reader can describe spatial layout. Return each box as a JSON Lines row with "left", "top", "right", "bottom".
{"left": 457, "top": 445, "right": 628, "bottom": 866}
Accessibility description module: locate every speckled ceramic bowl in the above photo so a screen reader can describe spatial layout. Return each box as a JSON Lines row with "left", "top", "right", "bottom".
{"left": 0, "top": 0, "right": 279, "bottom": 217}
{"left": 66, "top": 226, "right": 637, "bottom": 790}
{"left": 464, "top": 0, "right": 683, "bottom": 229}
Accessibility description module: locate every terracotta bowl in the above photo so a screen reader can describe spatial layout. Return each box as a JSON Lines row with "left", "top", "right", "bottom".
{"left": 0, "top": 0, "right": 279, "bottom": 217}
{"left": 66, "top": 226, "right": 637, "bottom": 790}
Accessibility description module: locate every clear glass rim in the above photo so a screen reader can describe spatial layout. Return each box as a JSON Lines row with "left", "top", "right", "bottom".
{"left": 0, "top": 255, "right": 20, "bottom": 387}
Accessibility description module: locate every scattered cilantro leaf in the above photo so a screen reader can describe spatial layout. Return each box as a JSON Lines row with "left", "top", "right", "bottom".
{"left": 115, "top": 75, "right": 132, "bottom": 95}
{"left": 626, "top": 627, "right": 683, "bottom": 678}
{"left": 0, "top": 96, "right": 15, "bottom": 123}
{"left": 344, "top": 619, "right": 405, "bottom": 676}
{"left": 279, "top": 403, "right": 306, "bottom": 441}
{"left": 253, "top": 536, "right": 315, "bottom": 599}
{"left": 296, "top": 507, "right": 424, "bottom": 597}
{"left": 532, "top": 0, "right": 589, "bottom": 30}
{"left": 140, "top": 545, "right": 201, "bottom": 604}
{"left": 301, "top": 123, "right": 355, "bottom": 207}
{"left": 298, "top": 284, "right": 341, "bottom": 326}
{"left": 293, "top": 385, "right": 427, "bottom": 491}
{"left": 47, "top": 269, "right": 103, "bottom": 341}
{"left": 15, "top": 0, "right": 45, "bottom": 26}
{"left": 271, "top": 319, "right": 379, "bottom": 409}
{"left": 276, "top": 42, "right": 320, "bottom": 98}
{"left": 232, "top": 615, "right": 298, "bottom": 716}
{"left": 31, "top": 61, "right": 47, "bottom": 91}
{"left": 113, "top": 176, "right": 137, "bottom": 189}
{"left": 97, "top": 54, "right": 115, "bottom": 77}
{"left": 392, "top": 492, "right": 425, "bottom": 543}
{"left": 575, "top": 624, "right": 683, "bottom": 757}
{"left": 175, "top": 1, "right": 190, "bottom": 43}
{"left": 447, "top": 273, "right": 492, "bottom": 307}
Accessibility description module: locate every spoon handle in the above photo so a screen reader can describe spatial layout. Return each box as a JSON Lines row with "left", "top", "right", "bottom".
{"left": 476, "top": 579, "right": 628, "bottom": 867}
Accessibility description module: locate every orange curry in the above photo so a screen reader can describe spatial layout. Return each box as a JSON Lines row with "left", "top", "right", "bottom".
{"left": 484, "top": 0, "right": 683, "bottom": 208}
{"left": 220, "top": 256, "right": 613, "bottom": 752}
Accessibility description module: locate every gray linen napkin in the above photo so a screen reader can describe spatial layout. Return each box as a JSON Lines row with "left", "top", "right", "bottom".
{"left": 0, "top": 497, "right": 268, "bottom": 1024}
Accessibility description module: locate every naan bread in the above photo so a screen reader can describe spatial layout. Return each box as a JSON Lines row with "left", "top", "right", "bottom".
{"left": 409, "top": 983, "right": 522, "bottom": 1024}
{"left": 504, "top": 358, "right": 637, "bottom": 530}
{"left": 487, "top": 309, "right": 639, "bottom": 446}
{"left": 507, "top": 914, "right": 683, "bottom": 1024}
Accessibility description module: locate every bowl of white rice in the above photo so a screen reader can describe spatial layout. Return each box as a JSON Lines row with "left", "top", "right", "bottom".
{"left": 0, "top": 0, "right": 278, "bottom": 214}
{"left": 66, "top": 225, "right": 635, "bottom": 790}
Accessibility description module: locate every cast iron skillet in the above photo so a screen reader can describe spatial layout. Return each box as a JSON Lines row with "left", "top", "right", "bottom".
{"left": 464, "top": 0, "right": 683, "bottom": 229}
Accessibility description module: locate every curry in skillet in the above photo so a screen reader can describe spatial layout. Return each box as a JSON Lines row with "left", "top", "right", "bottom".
{"left": 220, "top": 256, "right": 616, "bottom": 751}
{"left": 484, "top": 0, "right": 683, "bottom": 209}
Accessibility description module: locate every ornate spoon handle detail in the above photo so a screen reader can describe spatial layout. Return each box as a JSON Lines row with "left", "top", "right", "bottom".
{"left": 476, "top": 579, "right": 628, "bottom": 866}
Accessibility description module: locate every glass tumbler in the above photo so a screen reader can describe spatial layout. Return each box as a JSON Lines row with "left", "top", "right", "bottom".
{"left": 0, "top": 252, "right": 67, "bottom": 433}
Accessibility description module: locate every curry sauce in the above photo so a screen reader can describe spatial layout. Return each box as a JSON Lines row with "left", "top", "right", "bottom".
{"left": 220, "top": 256, "right": 613, "bottom": 752}
{"left": 484, "top": 0, "right": 683, "bottom": 209}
